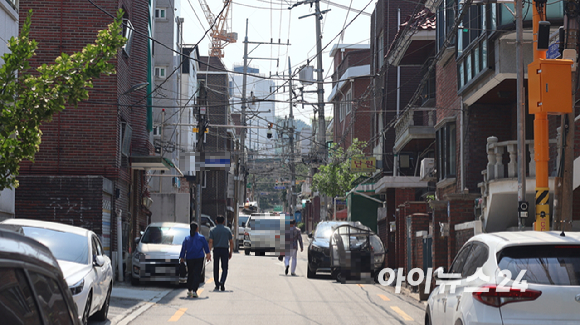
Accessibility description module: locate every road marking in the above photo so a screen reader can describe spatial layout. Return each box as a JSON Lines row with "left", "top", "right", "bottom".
{"left": 357, "top": 284, "right": 364, "bottom": 287}
{"left": 378, "top": 294, "right": 390, "bottom": 301}
{"left": 168, "top": 308, "right": 187, "bottom": 322}
{"left": 197, "top": 288, "right": 204, "bottom": 296}
{"left": 207, "top": 277, "right": 214, "bottom": 284}
{"left": 390, "top": 306, "right": 414, "bottom": 321}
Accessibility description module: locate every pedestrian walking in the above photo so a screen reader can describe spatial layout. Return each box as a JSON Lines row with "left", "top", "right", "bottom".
{"left": 208, "top": 215, "right": 234, "bottom": 291}
{"left": 179, "top": 222, "right": 211, "bottom": 298}
{"left": 284, "top": 219, "right": 303, "bottom": 276}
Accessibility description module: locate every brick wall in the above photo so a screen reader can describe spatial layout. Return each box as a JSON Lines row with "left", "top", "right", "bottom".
{"left": 430, "top": 201, "right": 448, "bottom": 269}
{"left": 445, "top": 194, "right": 479, "bottom": 264}
{"left": 456, "top": 228, "right": 475, "bottom": 253}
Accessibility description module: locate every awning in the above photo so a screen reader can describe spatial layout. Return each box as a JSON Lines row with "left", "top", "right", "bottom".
{"left": 131, "top": 156, "right": 173, "bottom": 171}
{"left": 335, "top": 209, "right": 348, "bottom": 220}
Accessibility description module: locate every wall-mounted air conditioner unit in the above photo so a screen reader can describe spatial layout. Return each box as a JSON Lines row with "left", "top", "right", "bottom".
{"left": 419, "top": 158, "right": 435, "bottom": 181}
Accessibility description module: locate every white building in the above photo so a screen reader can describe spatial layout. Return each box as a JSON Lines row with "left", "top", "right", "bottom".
{"left": 230, "top": 66, "right": 276, "bottom": 158}
{"left": 149, "top": 1, "right": 198, "bottom": 223}
{"left": 0, "top": 0, "right": 18, "bottom": 220}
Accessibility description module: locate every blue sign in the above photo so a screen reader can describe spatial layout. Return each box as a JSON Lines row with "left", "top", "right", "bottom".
{"left": 546, "top": 42, "right": 560, "bottom": 59}
{"left": 274, "top": 186, "right": 286, "bottom": 190}
{"left": 294, "top": 211, "right": 302, "bottom": 223}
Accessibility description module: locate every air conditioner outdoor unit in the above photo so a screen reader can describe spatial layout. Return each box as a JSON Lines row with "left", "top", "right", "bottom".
{"left": 419, "top": 158, "right": 435, "bottom": 181}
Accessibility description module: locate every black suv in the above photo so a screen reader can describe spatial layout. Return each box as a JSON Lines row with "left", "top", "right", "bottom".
{"left": 0, "top": 228, "right": 81, "bottom": 324}
{"left": 307, "top": 221, "right": 350, "bottom": 278}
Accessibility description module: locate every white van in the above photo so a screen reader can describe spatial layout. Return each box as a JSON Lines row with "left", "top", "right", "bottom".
{"left": 243, "top": 213, "right": 289, "bottom": 256}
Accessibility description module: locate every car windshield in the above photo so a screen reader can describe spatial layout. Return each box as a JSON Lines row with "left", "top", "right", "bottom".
{"left": 141, "top": 226, "right": 189, "bottom": 245}
{"left": 498, "top": 245, "right": 580, "bottom": 286}
{"left": 20, "top": 226, "right": 89, "bottom": 264}
{"left": 238, "top": 216, "right": 249, "bottom": 227}
{"left": 315, "top": 223, "right": 342, "bottom": 239}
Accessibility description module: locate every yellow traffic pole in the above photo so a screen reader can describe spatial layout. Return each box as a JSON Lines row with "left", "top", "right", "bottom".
{"left": 532, "top": 1, "right": 550, "bottom": 231}
{"left": 528, "top": 1, "right": 574, "bottom": 231}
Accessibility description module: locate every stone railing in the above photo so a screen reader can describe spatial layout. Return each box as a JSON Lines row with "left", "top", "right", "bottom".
{"left": 477, "top": 136, "right": 557, "bottom": 220}
{"left": 394, "top": 107, "right": 435, "bottom": 143}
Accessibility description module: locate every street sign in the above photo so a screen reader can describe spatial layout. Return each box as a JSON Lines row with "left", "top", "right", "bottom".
{"left": 246, "top": 183, "right": 252, "bottom": 189}
{"left": 274, "top": 186, "right": 286, "bottom": 190}
{"left": 350, "top": 157, "right": 376, "bottom": 172}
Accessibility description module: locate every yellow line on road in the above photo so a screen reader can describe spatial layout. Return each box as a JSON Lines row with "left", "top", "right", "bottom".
{"left": 197, "top": 288, "right": 204, "bottom": 296}
{"left": 390, "top": 306, "right": 413, "bottom": 321}
{"left": 168, "top": 308, "right": 187, "bottom": 322}
{"left": 378, "top": 294, "right": 390, "bottom": 301}
{"left": 207, "top": 278, "right": 214, "bottom": 284}
{"left": 357, "top": 284, "right": 364, "bottom": 287}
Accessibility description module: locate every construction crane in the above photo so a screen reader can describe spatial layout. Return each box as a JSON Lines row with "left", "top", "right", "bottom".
{"left": 198, "top": 0, "right": 237, "bottom": 57}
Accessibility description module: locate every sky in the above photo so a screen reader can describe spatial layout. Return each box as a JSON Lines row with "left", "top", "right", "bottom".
{"left": 179, "top": 0, "right": 374, "bottom": 125}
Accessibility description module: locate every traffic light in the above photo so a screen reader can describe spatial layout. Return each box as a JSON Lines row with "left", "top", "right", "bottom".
{"left": 267, "top": 123, "right": 273, "bottom": 138}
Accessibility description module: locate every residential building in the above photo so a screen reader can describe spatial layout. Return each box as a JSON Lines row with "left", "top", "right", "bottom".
{"left": 197, "top": 56, "right": 235, "bottom": 222}
{"left": 328, "top": 44, "right": 372, "bottom": 153}
{"left": 149, "top": 1, "right": 197, "bottom": 224}
{"left": 0, "top": 0, "right": 19, "bottom": 220}
{"left": 14, "top": 0, "right": 160, "bottom": 280}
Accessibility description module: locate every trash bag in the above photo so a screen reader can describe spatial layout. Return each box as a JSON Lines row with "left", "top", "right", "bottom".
{"left": 179, "top": 262, "right": 187, "bottom": 278}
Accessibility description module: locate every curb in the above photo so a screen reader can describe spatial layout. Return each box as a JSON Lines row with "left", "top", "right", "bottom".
{"left": 109, "top": 288, "right": 173, "bottom": 325}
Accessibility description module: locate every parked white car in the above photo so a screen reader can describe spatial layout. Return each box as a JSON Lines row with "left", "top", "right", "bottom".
{"left": 0, "top": 219, "right": 113, "bottom": 325}
{"left": 425, "top": 231, "right": 580, "bottom": 325}
{"left": 132, "top": 222, "right": 206, "bottom": 285}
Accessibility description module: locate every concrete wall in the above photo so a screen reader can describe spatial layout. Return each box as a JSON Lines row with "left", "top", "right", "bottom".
{"left": 150, "top": 193, "right": 190, "bottom": 223}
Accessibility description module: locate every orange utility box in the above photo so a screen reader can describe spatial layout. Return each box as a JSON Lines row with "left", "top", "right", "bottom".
{"left": 528, "top": 59, "right": 573, "bottom": 114}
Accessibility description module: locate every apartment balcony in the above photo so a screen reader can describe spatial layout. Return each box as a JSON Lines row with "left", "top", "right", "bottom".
{"left": 477, "top": 136, "right": 559, "bottom": 232}
{"left": 394, "top": 107, "right": 436, "bottom": 153}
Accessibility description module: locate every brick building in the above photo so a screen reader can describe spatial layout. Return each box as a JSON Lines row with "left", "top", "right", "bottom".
{"left": 14, "top": 0, "right": 156, "bottom": 279}
{"left": 197, "top": 56, "right": 235, "bottom": 221}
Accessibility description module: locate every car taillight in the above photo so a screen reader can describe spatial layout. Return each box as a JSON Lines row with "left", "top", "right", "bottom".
{"left": 472, "top": 285, "right": 542, "bottom": 307}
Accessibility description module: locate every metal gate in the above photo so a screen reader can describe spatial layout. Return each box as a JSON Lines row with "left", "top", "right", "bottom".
{"left": 406, "top": 217, "right": 412, "bottom": 272}
{"left": 422, "top": 237, "right": 433, "bottom": 272}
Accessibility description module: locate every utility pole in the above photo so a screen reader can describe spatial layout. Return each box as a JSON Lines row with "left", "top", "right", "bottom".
{"left": 515, "top": 0, "right": 528, "bottom": 230}
{"left": 290, "top": 0, "right": 329, "bottom": 162}
{"left": 196, "top": 80, "right": 208, "bottom": 227}
{"left": 528, "top": 0, "right": 574, "bottom": 231}
{"left": 556, "top": 2, "right": 578, "bottom": 231}
{"left": 288, "top": 57, "right": 296, "bottom": 216}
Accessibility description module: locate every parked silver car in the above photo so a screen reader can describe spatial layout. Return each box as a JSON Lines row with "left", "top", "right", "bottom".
{"left": 0, "top": 219, "right": 113, "bottom": 325}
{"left": 132, "top": 222, "right": 207, "bottom": 285}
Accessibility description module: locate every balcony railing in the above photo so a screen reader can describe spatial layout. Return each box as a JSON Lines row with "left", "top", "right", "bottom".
{"left": 394, "top": 107, "right": 435, "bottom": 143}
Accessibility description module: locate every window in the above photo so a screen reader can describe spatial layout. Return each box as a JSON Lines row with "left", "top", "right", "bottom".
{"left": 155, "top": 67, "right": 166, "bottom": 78}
{"left": 436, "top": 0, "right": 456, "bottom": 52}
{"left": 461, "top": 242, "right": 489, "bottom": 277}
{"left": 377, "top": 32, "right": 384, "bottom": 69}
{"left": 122, "top": 18, "right": 133, "bottom": 56}
{"left": 449, "top": 243, "right": 473, "bottom": 275}
{"left": 345, "top": 90, "right": 352, "bottom": 115}
{"left": 436, "top": 121, "right": 456, "bottom": 181}
{"left": 0, "top": 268, "right": 42, "bottom": 325}
{"left": 6, "top": 0, "right": 17, "bottom": 11}
{"left": 155, "top": 8, "right": 166, "bottom": 19}
{"left": 498, "top": 245, "right": 580, "bottom": 286}
{"left": 29, "top": 271, "right": 74, "bottom": 325}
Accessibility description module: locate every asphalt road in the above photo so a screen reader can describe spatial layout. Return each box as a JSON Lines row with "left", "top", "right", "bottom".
{"left": 90, "top": 242, "right": 426, "bottom": 325}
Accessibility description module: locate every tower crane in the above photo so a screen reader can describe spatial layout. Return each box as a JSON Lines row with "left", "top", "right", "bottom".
{"left": 198, "top": 0, "right": 237, "bottom": 57}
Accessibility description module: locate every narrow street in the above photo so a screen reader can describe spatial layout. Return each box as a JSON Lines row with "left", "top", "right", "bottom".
{"left": 91, "top": 245, "right": 425, "bottom": 325}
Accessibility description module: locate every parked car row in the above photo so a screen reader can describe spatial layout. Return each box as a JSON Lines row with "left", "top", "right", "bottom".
{"left": 0, "top": 219, "right": 113, "bottom": 325}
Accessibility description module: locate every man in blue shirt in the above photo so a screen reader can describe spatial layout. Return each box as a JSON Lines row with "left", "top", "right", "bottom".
{"left": 179, "top": 222, "right": 211, "bottom": 298}
{"left": 208, "top": 215, "right": 233, "bottom": 291}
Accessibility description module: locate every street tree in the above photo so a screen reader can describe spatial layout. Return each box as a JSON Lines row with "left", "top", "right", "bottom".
{"left": 0, "top": 10, "right": 127, "bottom": 191}
{"left": 312, "top": 139, "right": 367, "bottom": 198}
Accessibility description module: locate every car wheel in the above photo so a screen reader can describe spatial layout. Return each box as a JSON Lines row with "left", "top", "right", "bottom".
{"left": 245, "top": 249, "right": 250, "bottom": 256}
{"left": 93, "top": 284, "right": 111, "bottom": 321}
{"left": 424, "top": 308, "right": 432, "bottom": 325}
{"left": 131, "top": 275, "right": 140, "bottom": 286}
{"left": 307, "top": 265, "right": 316, "bottom": 279}
{"left": 82, "top": 292, "right": 92, "bottom": 325}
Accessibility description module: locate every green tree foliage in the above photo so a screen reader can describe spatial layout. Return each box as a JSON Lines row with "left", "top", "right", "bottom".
{"left": 312, "top": 139, "right": 367, "bottom": 198}
{"left": 0, "top": 10, "right": 127, "bottom": 191}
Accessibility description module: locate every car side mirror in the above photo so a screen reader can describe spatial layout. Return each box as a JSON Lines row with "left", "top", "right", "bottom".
{"left": 433, "top": 267, "right": 447, "bottom": 280}
{"left": 94, "top": 255, "right": 105, "bottom": 267}
{"left": 135, "top": 237, "right": 141, "bottom": 243}
{"left": 308, "top": 232, "right": 313, "bottom": 238}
